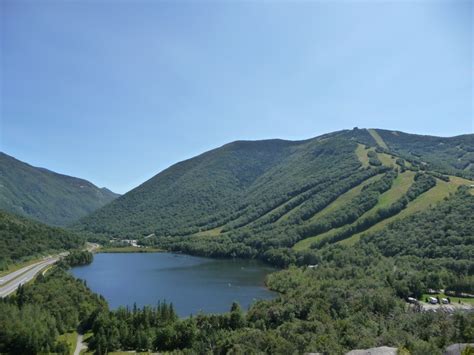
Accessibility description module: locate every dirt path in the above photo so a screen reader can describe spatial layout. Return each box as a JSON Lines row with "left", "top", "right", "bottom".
{"left": 74, "top": 333, "right": 86, "bottom": 355}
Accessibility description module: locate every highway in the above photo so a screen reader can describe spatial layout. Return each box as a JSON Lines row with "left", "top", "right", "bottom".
{"left": 0, "top": 259, "right": 51, "bottom": 286}
{"left": 0, "top": 257, "right": 59, "bottom": 298}
{"left": 0, "top": 243, "right": 99, "bottom": 298}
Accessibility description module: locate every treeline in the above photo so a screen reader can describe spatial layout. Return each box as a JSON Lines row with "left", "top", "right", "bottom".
{"left": 373, "top": 128, "right": 474, "bottom": 179}
{"left": 221, "top": 166, "right": 378, "bottom": 231}
{"left": 2, "top": 188, "right": 474, "bottom": 354}
{"left": 0, "top": 210, "right": 84, "bottom": 270}
{"left": 59, "top": 250, "right": 94, "bottom": 268}
{"left": 367, "top": 150, "right": 382, "bottom": 166}
{"left": 311, "top": 173, "right": 437, "bottom": 248}
{"left": 75, "top": 138, "right": 364, "bottom": 237}
{"left": 16, "top": 241, "right": 473, "bottom": 354}
{"left": 297, "top": 170, "right": 397, "bottom": 238}
{"left": 0, "top": 267, "right": 106, "bottom": 354}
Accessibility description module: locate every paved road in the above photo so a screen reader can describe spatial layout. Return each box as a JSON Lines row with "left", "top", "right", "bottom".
{"left": 0, "top": 257, "right": 58, "bottom": 298}
{"left": 0, "top": 259, "right": 51, "bottom": 286}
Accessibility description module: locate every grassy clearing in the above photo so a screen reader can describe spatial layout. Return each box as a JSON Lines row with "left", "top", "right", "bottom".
{"left": 99, "top": 246, "right": 163, "bottom": 253}
{"left": 420, "top": 293, "right": 474, "bottom": 305}
{"left": 294, "top": 173, "right": 474, "bottom": 250}
{"left": 293, "top": 171, "right": 413, "bottom": 251}
{"left": 58, "top": 331, "right": 78, "bottom": 355}
{"left": 293, "top": 225, "right": 345, "bottom": 250}
{"left": 307, "top": 174, "right": 383, "bottom": 224}
{"left": 355, "top": 143, "right": 370, "bottom": 167}
{"left": 339, "top": 176, "right": 473, "bottom": 246}
{"left": 368, "top": 129, "right": 388, "bottom": 149}
{"left": 364, "top": 171, "right": 415, "bottom": 217}
{"left": 193, "top": 226, "right": 224, "bottom": 237}
{"left": 377, "top": 152, "right": 396, "bottom": 167}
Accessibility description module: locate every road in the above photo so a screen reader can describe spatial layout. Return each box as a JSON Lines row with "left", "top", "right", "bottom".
{"left": 0, "top": 243, "right": 99, "bottom": 298}
{"left": 74, "top": 333, "right": 86, "bottom": 355}
{"left": 0, "top": 257, "right": 59, "bottom": 298}
{"left": 0, "top": 259, "right": 52, "bottom": 286}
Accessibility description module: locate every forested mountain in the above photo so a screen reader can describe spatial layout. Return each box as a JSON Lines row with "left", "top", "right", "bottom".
{"left": 2, "top": 128, "right": 473, "bottom": 355}
{"left": 4, "top": 188, "right": 473, "bottom": 355}
{"left": 0, "top": 210, "right": 84, "bottom": 270}
{"left": 0, "top": 152, "right": 119, "bottom": 226}
{"left": 76, "top": 128, "right": 473, "bottom": 260}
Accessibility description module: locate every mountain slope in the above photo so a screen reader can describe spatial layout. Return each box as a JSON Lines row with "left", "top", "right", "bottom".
{"left": 76, "top": 128, "right": 473, "bottom": 260}
{"left": 0, "top": 209, "right": 84, "bottom": 269}
{"left": 0, "top": 152, "right": 119, "bottom": 226}
{"left": 76, "top": 134, "right": 369, "bottom": 237}
{"left": 346, "top": 128, "right": 474, "bottom": 178}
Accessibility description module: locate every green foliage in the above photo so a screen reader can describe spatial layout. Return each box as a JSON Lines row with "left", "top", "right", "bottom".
{"left": 363, "top": 187, "right": 474, "bottom": 261}
{"left": 372, "top": 129, "right": 474, "bottom": 179}
{"left": 0, "top": 267, "right": 106, "bottom": 354}
{"left": 60, "top": 250, "right": 94, "bottom": 268}
{"left": 76, "top": 137, "right": 364, "bottom": 237}
{"left": 367, "top": 150, "right": 382, "bottom": 166}
{"left": 0, "top": 209, "right": 84, "bottom": 269}
{"left": 0, "top": 152, "right": 119, "bottom": 226}
{"left": 310, "top": 172, "right": 437, "bottom": 248}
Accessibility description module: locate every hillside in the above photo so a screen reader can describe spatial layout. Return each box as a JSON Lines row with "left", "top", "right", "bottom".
{"left": 0, "top": 152, "right": 119, "bottom": 226}
{"left": 76, "top": 128, "right": 473, "bottom": 244}
{"left": 0, "top": 210, "right": 84, "bottom": 270}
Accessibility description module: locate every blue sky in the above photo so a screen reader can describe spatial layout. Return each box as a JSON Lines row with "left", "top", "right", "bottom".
{"left": 1, "top": 0, "right": 472, "bottom": 193}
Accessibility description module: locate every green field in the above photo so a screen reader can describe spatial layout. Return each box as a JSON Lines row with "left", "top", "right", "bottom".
{"left": 307, "top": 174, "right": 383, "bottom": 224}
{"left": 368, "top": 128, "right": 389, "bottom": 149}
{"left": 355, "top": 143, "right": 370, "bottom": 167}
{"left": 193, "top": 226, "right": 224, "bottom": 237}
{"left": 340, "top": 176, "right": 474, "bottom": 246}
{"left": 293, "top": 171, "right": 414, "bottom": 250}
{"left": 294, "top": 172, "right": 474, "bottom": 250}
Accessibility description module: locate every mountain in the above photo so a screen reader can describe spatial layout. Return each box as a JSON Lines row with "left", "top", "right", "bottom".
{"left": 0, "top": 152, "right": 119, "bottom": 226}
{"left": 0, "top": 209, "right": 84, "bottom": 268}
{"left": 76, "top": 128, "right": 473, "bottom": 243}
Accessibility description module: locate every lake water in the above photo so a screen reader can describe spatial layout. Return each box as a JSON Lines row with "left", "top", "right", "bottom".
{"left": 70, "top": 252, "right": 277, "bottom": 317}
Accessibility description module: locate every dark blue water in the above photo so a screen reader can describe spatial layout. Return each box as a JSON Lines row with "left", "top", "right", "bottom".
{"left": 70, "top": 253, "right": 277, "bottom": 317}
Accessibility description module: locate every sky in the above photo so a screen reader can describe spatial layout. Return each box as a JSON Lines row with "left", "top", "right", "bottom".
{"left": 1, "top": 0, "right": 472, "bottom": 194}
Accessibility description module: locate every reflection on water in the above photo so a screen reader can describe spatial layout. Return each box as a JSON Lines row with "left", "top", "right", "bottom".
{"left": 70, "top": 252, "right": 277, "bottom": 317}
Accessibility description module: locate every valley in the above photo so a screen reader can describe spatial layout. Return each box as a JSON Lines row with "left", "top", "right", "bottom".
{"left": 0, "top": 128, "right": 473, "bottom": 355}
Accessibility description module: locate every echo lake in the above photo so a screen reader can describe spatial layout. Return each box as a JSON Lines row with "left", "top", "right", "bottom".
{"left": 71, "top": 252, "right": 277, "bottom": 317}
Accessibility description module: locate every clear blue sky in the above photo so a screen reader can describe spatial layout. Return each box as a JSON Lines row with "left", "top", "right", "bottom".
{"left": 1, "top": 0, "right": 472, "bottom": 194}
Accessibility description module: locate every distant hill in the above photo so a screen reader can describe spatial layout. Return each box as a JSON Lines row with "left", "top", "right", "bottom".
{"left": 0, "top": 152, "right": 119, "bottom": 226}
{"left": 0, "top": 209, "right": 84, "bottom": 268}
{"left": 75, "top": 128, "right": 473, "bottom": 251}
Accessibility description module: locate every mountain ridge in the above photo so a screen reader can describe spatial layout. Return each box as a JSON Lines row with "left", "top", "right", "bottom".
{"left": 0, "top": 152, "right": 119, "bottom": 226}
{"left": 75, "top": 128, "right": 473, "bottom": 246}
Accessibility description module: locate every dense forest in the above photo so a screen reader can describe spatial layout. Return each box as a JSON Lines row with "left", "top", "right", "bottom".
{"left": 374, "top": 129, "right": 474, "bottom": 178}
{"left": 0, "top": 267, "right": 107, "bottom": 354}
{"left": 0, "top": 152, "right": 119, "bottom": 226}
{"left": 2, "top": 188, "right": 473, "bottom": 355}
{"left": 0, "top": 210, "right": 85, "bottom": 270}
{"left": 75, "top": 137, "right": 366, "bottom": 237}
{"left": 75, "top": 128, "right": 473, "bottom": 240}
{"left": 1, "top": 128, "right": 473, "bottom": 354}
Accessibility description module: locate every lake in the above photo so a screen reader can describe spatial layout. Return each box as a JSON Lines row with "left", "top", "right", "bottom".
{"left": 70, "top": 252, "right": 277, "bottom": 317}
